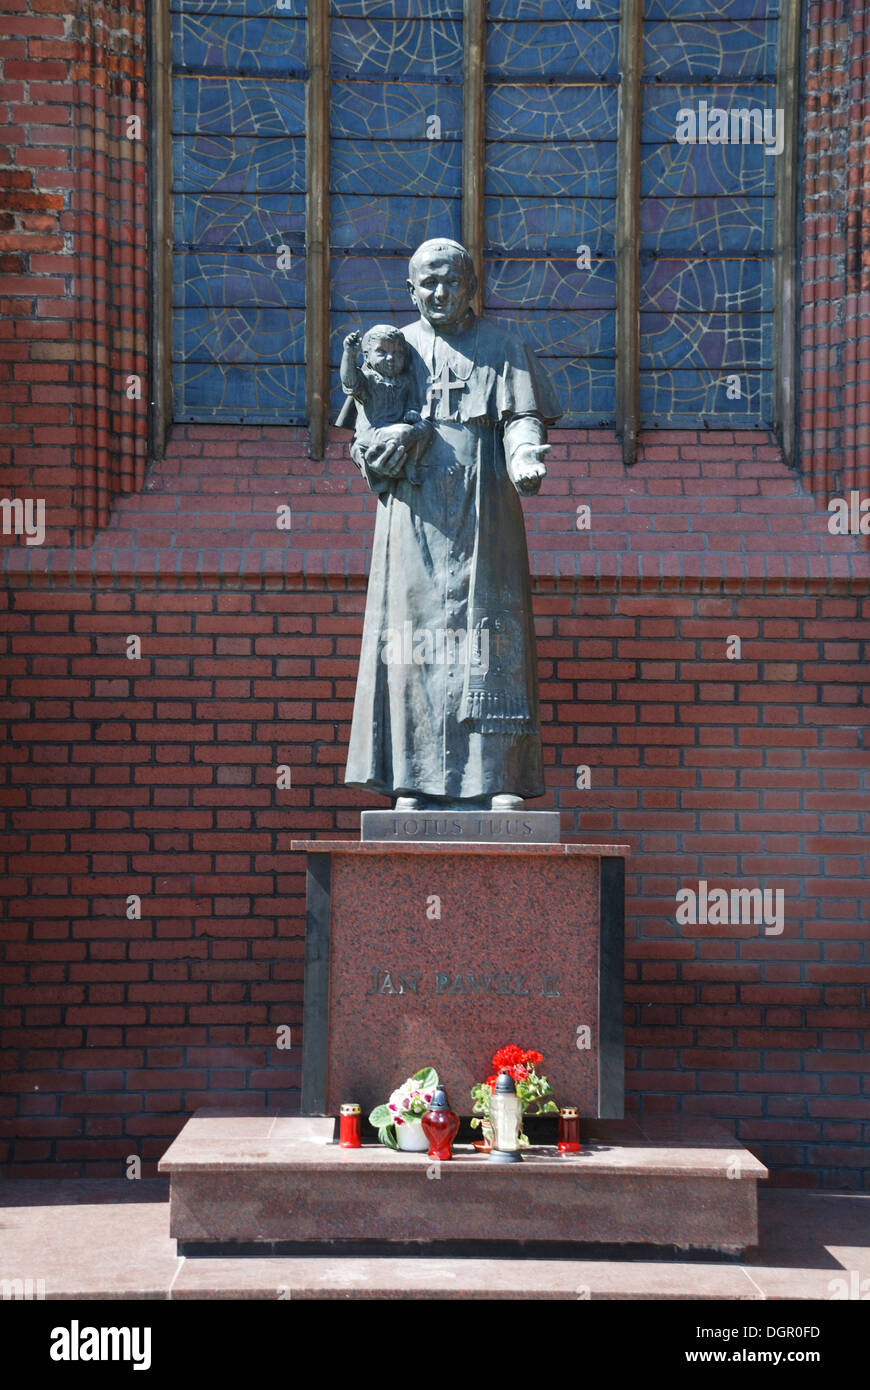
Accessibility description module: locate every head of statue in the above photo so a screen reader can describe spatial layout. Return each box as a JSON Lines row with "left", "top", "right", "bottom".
{"left": 407, "top": 239, "right": 477, "bottom": 331}
{"left": 361, "top": 324, "right": 407, "bottom": 379}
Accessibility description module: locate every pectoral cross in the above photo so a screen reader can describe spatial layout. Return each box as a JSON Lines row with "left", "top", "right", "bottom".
{"left": 426, "top": 360, "right": 466, "bottom": 421}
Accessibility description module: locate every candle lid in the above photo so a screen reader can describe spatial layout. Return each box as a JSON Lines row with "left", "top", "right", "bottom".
{"left": 494, "top": 1069, "right": 517, "bottom": 1094}
{"left": 340, "top": 1103, "right": 361, "bottom": 1115}
{"left": 428, "top": 1085, "right": 451, "bottom": 1110}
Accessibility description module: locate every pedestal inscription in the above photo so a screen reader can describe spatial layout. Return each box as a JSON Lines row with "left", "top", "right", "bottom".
{"left": 361, "top": 809, "right": 560, "bottom": 843}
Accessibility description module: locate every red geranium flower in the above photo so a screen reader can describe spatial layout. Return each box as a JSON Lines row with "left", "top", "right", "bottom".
{"left": 491, "top": 1044, "right": 524, "bottom": 1070}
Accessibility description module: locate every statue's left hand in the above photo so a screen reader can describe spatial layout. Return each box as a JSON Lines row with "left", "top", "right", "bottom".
{"left": 509, "top": 443, "right": 550, "bottom": 495}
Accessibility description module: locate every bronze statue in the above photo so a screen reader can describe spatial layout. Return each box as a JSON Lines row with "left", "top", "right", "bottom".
{"left": 343, "top": 238, "right": 560, "bottom": 812}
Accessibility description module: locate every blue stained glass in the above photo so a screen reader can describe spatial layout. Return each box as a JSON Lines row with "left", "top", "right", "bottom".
{"left": 331, "top": 255, "right": 419, "bottom": 312}
{"left": 640, "top": 312, "right": 770, "bottom": 367}
{"left": 485, "top": 196, "right": 615, "bottom": 255}
{"left": 173, "top": 0, "right": 307, "bottom": 14}
{"left": 486, "top": 83, "right": 618, "bottom": 143}
{"left": 330, "top": 20, "right": 463, "bottom": 76}
{"left": 486, "top": 142, "right": 617, "bottom": 198}
{"left": 174, "top": 307, "right": 305, "bottom": 363}
{"left": 537, "top": 358, "right": 615, "bottom": 422}
{"left": 332, "top": 138, "right": 461, "bottom": 196}
{"left": 641, "top": 258, "right": 771, "bottom": 313}
{"left": 332, "top": 194, "right": 459, "bottom": 249}
{"left": 174, "top": 194, "right": 306, "bottom": 249}
{"left": 487, "top": 0, "right": 621, "bottom": 17}
{"left": 639, "top": 369, "right": 770, "bottom": 422}
{"left": 332, "top": 81, "right": 462, "bottom": 140}
{"left": 174, "top": 253, "right": 305, "bottom": 308}
{"left": 487, "top": 22, "right": 618, "bottom": 77}
{"left": 642, "top": 82, "right": 776, "bottom": 143}
{"left": 643, "top": 22, "right": 777, "bottom": 78}
{"left": 168, "top": 0, "right": 780, "bottom": 427}
{"left": 174, "top": 362, "right": 307, "bottom": 421}
{"left": 172, "top": 16, "right": 307, "bottom": 74}
{"left": 645, "top": 1, "right": 775, "bottom": 17}
{"left": 485, "top": 257, "right": 615, "bottom": 311}
{"left": 491, "top": 308, "right": 615, "bottom": 357}
{"left": 641, "top": 13, "right": 775, "bottom": 429}
{"left": 173, "top": 77, "right": 306, "bottom": 136}
{"left": 173, "top": 137, "right": 305, "bottom": 194}
{"left": 331, "top": 0, "right": 462, "bottom": 15}
{"left": 641, "top": 196, "right": 773, "bottom": 254}
{"left": 642, "top": 141, "right": 774, "bottom": 198}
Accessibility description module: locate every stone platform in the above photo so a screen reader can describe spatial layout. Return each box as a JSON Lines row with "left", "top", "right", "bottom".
{"left": 158, "top": 1112, "right": 767, "bottom": 1256}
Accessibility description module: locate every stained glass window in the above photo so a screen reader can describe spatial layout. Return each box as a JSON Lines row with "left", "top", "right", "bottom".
{"left": 168, "top": 0, "right": 785, "bottom": 431}
{"left": 171, "top": 0, "right": 307, "bottom": 422}
{"left": 485, "top": 0, "right": 621, "bottom": 426}
{"left": 328, "top": 0, "right": 463, "bottom": 418}
{"left": 640, "top": 0, "right": 778, "bottom": 425}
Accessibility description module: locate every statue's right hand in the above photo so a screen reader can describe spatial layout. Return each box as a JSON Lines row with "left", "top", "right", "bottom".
{"left": 343, "top": 331, "right": 362, "bottom": 350}
{"left": 365, "top": 423, "right": 414, "bottom": 478}
{"left": 368, "top": 441, "right": 406, "bottom": 477}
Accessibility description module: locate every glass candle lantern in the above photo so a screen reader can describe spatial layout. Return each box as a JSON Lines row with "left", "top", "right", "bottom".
{"left": 339, "top": 1102, "right": 362, "bottom": 1148}
{"left": 489, "top": 1069, "right": 523, "bottom": 1163}
{"left": 421, "top": 1084, "right": 460, "bottom": 1160}
{"left": 558, "top": 1106, "right": 581, "bottom": 1153}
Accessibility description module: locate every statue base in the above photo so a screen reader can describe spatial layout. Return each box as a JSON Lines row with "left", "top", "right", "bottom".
{"left": 292, "top": 838, "right": 626, "bottom": 1118}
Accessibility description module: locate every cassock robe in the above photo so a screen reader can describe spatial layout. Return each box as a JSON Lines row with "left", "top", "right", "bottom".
{"left": 344, "top": 311, "right": 561, "bottom": 802}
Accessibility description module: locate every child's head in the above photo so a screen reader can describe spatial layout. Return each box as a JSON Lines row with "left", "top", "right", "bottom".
{"left": 361, "top": 325, "right": 407, "bottom": 379}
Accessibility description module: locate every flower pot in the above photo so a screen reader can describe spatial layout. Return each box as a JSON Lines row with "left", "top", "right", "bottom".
{"left": 472, "top": 1118, "right": 494, "bottom": 1152}
{"left": 395, "top": 1118, "right": 429, "bottom": 1151}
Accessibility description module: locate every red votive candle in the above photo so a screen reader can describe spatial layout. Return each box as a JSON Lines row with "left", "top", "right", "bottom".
{"left": 558, "top": 1106, "right": 581, "bottom": 1153}
{"left": 339, "top": 1102, "right": 362, "bottom": 1148}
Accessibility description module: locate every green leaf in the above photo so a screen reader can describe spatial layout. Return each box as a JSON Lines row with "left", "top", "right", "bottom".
{"left": 368, "top": 1104, "right": 393, "bottom": 1127}
{"left": 413, "top": 1066, "right": 439, "bottom": 1090}
{"left": 380, "top": 1125, "right": 399, "bottom": 1151}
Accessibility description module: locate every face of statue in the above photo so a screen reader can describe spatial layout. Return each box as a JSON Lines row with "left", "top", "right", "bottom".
{"left": 407, "top": 250, "right": 473, "bottom": 330}
{"left": 365, "top": 335, "right": 406, "bottom": 378}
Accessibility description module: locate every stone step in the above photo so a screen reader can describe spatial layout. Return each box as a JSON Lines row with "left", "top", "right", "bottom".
{"left": 159, "top": 1112, "right": 767, "bottom": 1256}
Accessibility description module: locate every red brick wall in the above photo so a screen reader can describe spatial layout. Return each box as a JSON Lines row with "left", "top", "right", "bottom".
{"left": 2, "top": 428, "right": 868, "bottom": 1187}
{"left": 1, "top": 4, "right": 869, "bottom": 1187}
{"left": 0, "top": 0, "right": 147, "bottom": 547}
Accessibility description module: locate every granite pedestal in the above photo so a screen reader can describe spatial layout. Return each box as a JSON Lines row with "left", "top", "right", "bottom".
{"left": 158, "top": 836, "right": 770, "bottom": 1258}
{"left": 292, "top": 839, "right": 627, "bottom": 1119}
{"left": 159, "top": 1112, "right": 767, "bottom": 1255}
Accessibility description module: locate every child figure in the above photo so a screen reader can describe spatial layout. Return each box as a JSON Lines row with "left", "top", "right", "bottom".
{"left": 336, "top": 324, "right": 430, "bottom": 485}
